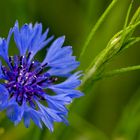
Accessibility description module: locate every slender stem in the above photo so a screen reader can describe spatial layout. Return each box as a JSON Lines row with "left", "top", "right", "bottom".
{"left": 94, "top": 65, "right": 140, "bottom": 81}
{"left": 79, "top": 0, "right": 118, "bottom": 61}
{"left": 124, "top": 0, "right": 133, "bottom": 28}
{"left": 119, "top": 0, "right": 133, "bottom": 47}
{"left": 130, "top": 7, "right": 140, "bottom": 24}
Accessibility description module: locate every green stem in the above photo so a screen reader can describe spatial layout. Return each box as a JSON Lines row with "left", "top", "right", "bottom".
{"left": 130, "top": 6, "right": 140, "bottom": 24}
{"left": 79, "top": 0, "right": 118, "bottom": 61}
{"left": 124, "top": 0, "right": 133, "bottom": 28}
{"left": 119, "top": 0, "right": 133, "bottom": 47}
{"left": 94, "top": 65, "right": 140, "bottom": 81}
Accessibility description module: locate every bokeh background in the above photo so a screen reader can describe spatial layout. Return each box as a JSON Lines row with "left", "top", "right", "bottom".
{"left": 0, "top": 0, "right": 140, "bottom": 140}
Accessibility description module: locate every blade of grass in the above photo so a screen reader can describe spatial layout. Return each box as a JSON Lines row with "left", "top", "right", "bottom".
{"left": 124, "top": 0, "right": 134, "bottom": 27}
{"left": 93, "top": 65, "right": 140, "bottom": 81}
{"left": 130, "top": 6, "right": 140, "bottom": 24}
{"left": 79, "top": 0, "right": 118, "bottom": 61}
{"left": 119, "top": 0, "right": 134, "bottom": 47}
{"left": 126, "top": 6, "right": 140, "bottom": 40}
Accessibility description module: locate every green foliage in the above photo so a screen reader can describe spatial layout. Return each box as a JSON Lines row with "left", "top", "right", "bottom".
{"left": 81, "top": 4, "right": 140, "bottom": 90}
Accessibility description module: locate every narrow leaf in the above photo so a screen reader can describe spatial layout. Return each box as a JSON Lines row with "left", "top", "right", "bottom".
{"left": 79, "top": 0, "right": 118, "bottom": 60}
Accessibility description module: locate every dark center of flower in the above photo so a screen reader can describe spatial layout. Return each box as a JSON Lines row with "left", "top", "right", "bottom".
{"left": 2, "top": 52, "right": 57, "bottom": 108}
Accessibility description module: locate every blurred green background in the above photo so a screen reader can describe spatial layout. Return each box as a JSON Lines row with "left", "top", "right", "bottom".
{"left": 0, "top": 0, "right": 139, "bottom": 140}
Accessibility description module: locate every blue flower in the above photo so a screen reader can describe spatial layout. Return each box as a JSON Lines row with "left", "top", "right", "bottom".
{"left": 0, "top": 21, "right": 83, "bottom": 131}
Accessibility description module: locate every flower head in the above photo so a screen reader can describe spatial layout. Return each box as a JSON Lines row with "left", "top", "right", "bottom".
{"left": 0, "top": 21, "right": 83, "bottom": 131}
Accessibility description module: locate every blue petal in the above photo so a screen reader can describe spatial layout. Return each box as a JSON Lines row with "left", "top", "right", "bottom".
{"left": 47, "top": 62, "right": 79, "bottom": 77}
{"left": 23, "top": 112, "right": 30, "bottom": 128}
{"left": 38, "top": 102, "right": 62, "bottom": 122}
{"left": 28, "top": 26, "right": 54, "bottom": 61}
{"left": 0, "top": 28, "right": 13, "bottom": 63}
{"left": 37, "top": 101, "right": 62, "bottom": 131}
{"left": 46, "top": 94, "right": 72, "bottom": 113}
{"left": 46, "top": 94, "right": 72, "bottom": 104}
{"left": 0, "top": 84, "right": 9, "bottom": 110}
{"left": 7, "top": 28, "right": 13, "bottom": 46}
{"left": 14, "top": 21, "right": 34, "bottom": 56}
{"left": 6, "top": 104, "right": 21, "bottom": 122}
{"left": 48, "top": 56, "right": 76, "bottom": 67}
{"left": 0, "top": 38, "right": 9, "bottom": 62}
{"left": 65, "top": 90, "right": 84, "bottom": 98}
{"left": 48, "top": 46, "right": 73, "bottom": 62}
{"left": 42, "top": 36, "right": 65, "bottom": 66}
{"left": 50, "top": 88, "right": 84, "bottom": 98}
{"left": 23, "top": 107, "right": 42, "bottom": 128}
{"left": 41, "top": 114, "right": 54, "bottom": 132}
{"left": 13, "top": 21, "right": 53, "bottom": 59}
{"left": 47, "top": 72, "right": 84, "bottom": 99}
{"left": 42, "top": 37, "right": 79, "bottom": 75}
{"left": 6, "top": 99, "right": 25, "bottom": 125}
{"left": 47, "top": 102, "right": 68, "bottom": 114}
{"left": 59, "top": 115, "right": 69, "bottom": 126}
{"left": 51, "top": 71, "right": 82, "bottom": 89}
{"left": 0, "top": 61, "right": 6, "bottom": 79}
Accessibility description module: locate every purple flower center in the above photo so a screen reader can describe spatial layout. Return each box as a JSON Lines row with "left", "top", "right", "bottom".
{"left": 2, "top": 52, "right": 57, "bottom": 108}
